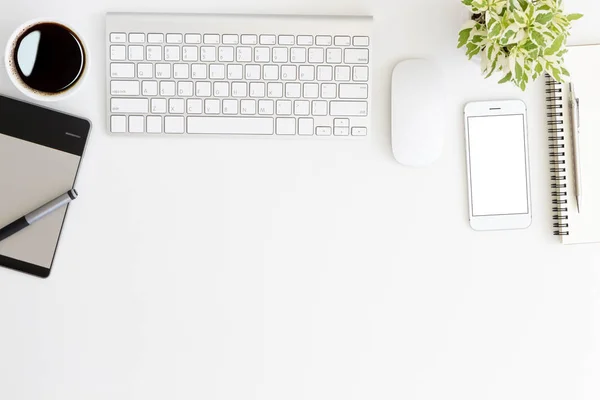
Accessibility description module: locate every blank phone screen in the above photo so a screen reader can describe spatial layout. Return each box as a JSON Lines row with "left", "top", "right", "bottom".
{"left": 467, "top": 114, "right": 529, "bottom": 217}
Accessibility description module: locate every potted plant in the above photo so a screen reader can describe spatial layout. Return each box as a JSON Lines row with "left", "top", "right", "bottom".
{"left": 457, "top": 0, "right": 583, "bottom": 90}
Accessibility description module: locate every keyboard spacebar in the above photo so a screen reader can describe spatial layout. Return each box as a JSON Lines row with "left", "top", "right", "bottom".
{"left": 188, "top": 117, "right": 274, "bottom": 135}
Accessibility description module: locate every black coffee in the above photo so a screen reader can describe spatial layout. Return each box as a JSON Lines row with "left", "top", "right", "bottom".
{"left": 12, "top": 23, "right": 85, "bottom": 94}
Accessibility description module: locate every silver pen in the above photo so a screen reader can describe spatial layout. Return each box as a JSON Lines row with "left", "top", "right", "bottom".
{"left": 0, "top": 189, "right": 78, "bottom": 243}
{"left": 569, "top": 83, "right": 583, "bottom": 213}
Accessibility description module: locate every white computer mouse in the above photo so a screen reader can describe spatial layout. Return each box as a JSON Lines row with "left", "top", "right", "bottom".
{"left": 391, "top": 59, "right": 445, "bottom": 167}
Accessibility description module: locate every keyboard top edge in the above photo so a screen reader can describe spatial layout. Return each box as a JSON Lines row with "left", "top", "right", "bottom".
{"left": 105, "top": 12, "right": 374, "bottom": 21}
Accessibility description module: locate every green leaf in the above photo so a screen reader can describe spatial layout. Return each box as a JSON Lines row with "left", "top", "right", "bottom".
{"left": 531, "top": 31, "right": 546, "bottom": 47}
{"left": 544, "top": 34, "right": 565, "bottom": 56}
{"left": 457, "top": 28, "right": 472, "bottom": 48}
{"left": 567, "top": 13, "right": 584, "bottom": 21}
{"left": 536, "top": 12, "right": 554, "bottom": 25}
{"left": 498, "top": 72, "right": 513, "bottom": 84}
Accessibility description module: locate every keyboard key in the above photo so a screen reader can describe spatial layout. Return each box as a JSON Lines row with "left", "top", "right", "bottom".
{"left": 267, "top": 82, "right": 283, "bottom": 98}
{"left": 125, "top": 45, "right": 143, "bottom": 61}
{"left": 219, "top": 47, "right": 234, "bottom": 62}
{"left": 214, "top": 82, "right": 229, "bottom": 97}
{"left": 260, "top": 35, "right": 276, "bottom": 45}
{"left": 152, "top": 99, "right": 167, "bottom": 113}
{"left": 111, "top": 81, "right": 140, "bottom": 96}
{"left": 263, "top": 65, "right": 279, "bottom": 80}
{"left": 174, "top": 64, "right": 189, "bottom": 79}
{"left": 246, "top": 65, "right": 261, "bottom": 80}
{"left": 334, "top": 36, "right": 351, "bottom": 46}
{"left": 353, "top": 36, "right": 369, "bottom": 46}
{"left": 147, "top": 116, "right": 162, "bottom": 133}
{"left": 110, "top": 33, "right": 126, "bottom": 43}
{"left": 129, "top": 116, "right": 144, "bottom": 133}
{"left": 295, "top": 101, "right": 310, "bottom": 116}
{"left": 276, "top": 100, "right": 292, "bottom": 115}
{"left": 303, "top": 83, "right": 319, "bottom": 98}
{"left": 330, "top": 101, "right": 368, "bottom": 116}
{"left": 156, "top": 64, "right": 171, "bottom": 78}
{"left": 317, "top": 66, "right": 333, "bottom": 81}
{"left": 192, "top": 64, "right": 208, "bottom": 79}
{"left": 335, "top": 66, "right": 351, "bottom": 81}
{"left": 167, "top": 34, "right": 183, "bottom": 44}
{"left": 290, "top": 48, "right": 306, "bottom": 63}
{"left": 223, "top": 34, "right": 239, "bottom": 44}
{"left": 250, "top": 82, "right": 265, "bottom": 97}
{"left": 298, "top": 118, "right": 314, "bottom": 135}
{"left": 232, "top": 82, "right": 247, "bottom": 97}
{"left": 111, "top": 115, "right": 126, "bottom": 132}
{"left": 241, "top": 35, "right": 258, "bottom": 45}
{"left": 160, "top": 82, "right": 176, "bottom": 96}
{"left": 223, "top": 99, "right": 238, "bottom": 114}
{"left": 228, "top": 65, "right": 243, "bottom": 80}
{"left": 339, "top": 83, "right": 368, "bottom": 99}
{"left": 241, "top": 100, "right": 256, "bottom": 115}
{"left": 210, "top": 64, "right": 226, "bottom": 80}
{"left": 204, "top": 34, "right": 220, "bottom": 44}
{"left": 178, "top": 81, "right": 193, "bottom": 96}
{"left": 110, "top": 45, "right": 126, "bottom": 61}
{"left": 272, "top": 48, "right": 288, "bottom": 63}
{"left": 281, "top": 65, "right": 297, "bottom": 81}
{"left": 308, "top": 48, "right": 324, "bottom": 63}
{"left": 142, "top": 81, "right": 158, "bottom": 96}
{"left": 279, "top": 35, "right": 295, "bottom": 45}
{"left": 276, "top": 118, "right": 296, "bottom": 135}
{"left": 187, "top": 99, "right": 203, "bottom": 114}
{"left": 312, "top": 101, "right": 328, "bottom": 116}
{"left": 352, "top": 127, "right": 367, "bottom": 136}
{"left": 237, "top": 47, "right": 252, "bottom": 62}
{"left": 195, "top": 82, "right": 211, "bottom": 97}
{"left": 129, "top": 33, "right": 145, "bottom": 43}
{"left": 321, "top": 83, "right": 337, "bottom": 98}
{"left": 148, "top": 33, "right": 164, "bottom": 43}
{"left": 188, "top": 117, "right": 274, "bottom": 135}
{"left": 334, "top": 118, "right": 350, "bottom": 127}
{"left": 255, "top": 47, "right": 270, "bottom": 63}
{"left": 165, "top": 116, "right": 185, "bottom": 133}
{"left": 137, "top": 63, "right": 153, "bottom": 78}
{"left": 201, "top": 47, "right": 217, "bottom": 62}
{"left": 146, "top": 46, "right": 162, "bottom": 61}
{"left": 205, "top": 99, "right": 220, "bottom": 114}
{"left": 285, "top": 83, "right": 301, "bottom": 98}
{"left": 111, "top": 98, "right": 149, "bottom": 113}
{"left": 353, "top": 66, "right": 369, "bottom": 82}
{"left": 258, "top": 100, "right": 274, "bottom": 115}
{"left": 183, "top": 46, "right": 199, "bottom": 61}
{"left": 185, "top": 34, "right": 202, "bottom": 44}
{"left": 165, "top": 46, "right": 180, "bottom": 61}
{"left": 169, "top": 99, "right": 185, "bottom": 113}
{"left": 299, "top": 66, "right": 315, "bottom": 81}
{"left": 316, "top": 126, "right": 332, "bottom": 136}
{"left": 344, "top": 49, "right": 369, "bottom": 64}
{"left": 327, "top": 48, "right": 343, "bottom": 63}
{"left": 297, "top": 36, "right": 313, "bottom": 46}
{"left": 316, "top": 36, "right": 332, "bottom": 46}
{"left": 334, "top": 127, "right": 349, "bottom": 136}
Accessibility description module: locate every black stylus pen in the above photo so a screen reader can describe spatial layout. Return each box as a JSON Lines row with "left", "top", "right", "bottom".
{"left": 0, "top": 189, "right": 78, "bottom": 243}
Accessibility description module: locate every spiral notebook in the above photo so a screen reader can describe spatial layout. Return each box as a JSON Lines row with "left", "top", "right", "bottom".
{"left": 546, "top": 44, "right": 600, "bottom": 244}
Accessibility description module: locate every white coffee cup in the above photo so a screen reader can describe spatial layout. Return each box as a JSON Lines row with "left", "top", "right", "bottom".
{"left": 4, "top": 18, "right": 89, "bottom": 102}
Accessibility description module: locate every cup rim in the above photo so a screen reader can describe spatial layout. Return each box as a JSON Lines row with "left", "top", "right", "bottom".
{"left": 4, "top": 18, "right": 89, "bottom": 102}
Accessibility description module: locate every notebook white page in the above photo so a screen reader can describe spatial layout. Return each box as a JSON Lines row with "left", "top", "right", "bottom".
{"left": 559, "top": 45, "right": 600, "bottom": 244}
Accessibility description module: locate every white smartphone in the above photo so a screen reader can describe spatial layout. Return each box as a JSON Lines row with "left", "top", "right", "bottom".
{"left": 464, "top": 100, "right": 532, "bottom": 231}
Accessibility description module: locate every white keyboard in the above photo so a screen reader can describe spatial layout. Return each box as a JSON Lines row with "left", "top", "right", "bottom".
{"left": 106, "top": 13, "right": 372, "bottom": 136}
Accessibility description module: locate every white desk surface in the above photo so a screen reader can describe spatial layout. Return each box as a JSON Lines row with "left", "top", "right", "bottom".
{"left": 1, "top": 1, "right": 600, "bottom": 399}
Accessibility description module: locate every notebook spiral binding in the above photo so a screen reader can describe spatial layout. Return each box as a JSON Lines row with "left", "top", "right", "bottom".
{"left": 545, "top": 74, "right": 569, "bottom": 236}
